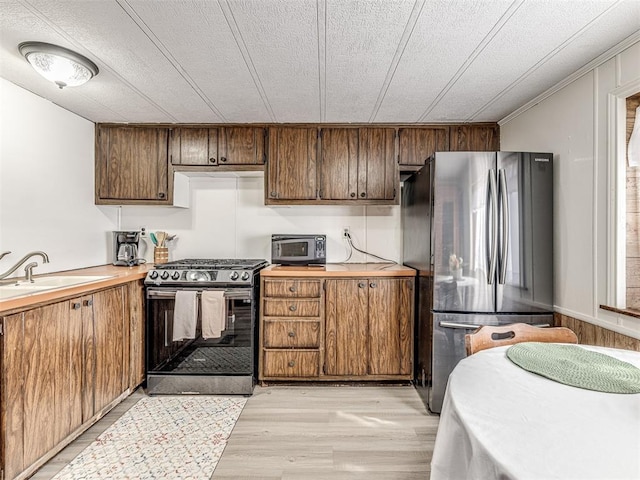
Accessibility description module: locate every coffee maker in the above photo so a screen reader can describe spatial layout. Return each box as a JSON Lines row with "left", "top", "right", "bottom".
{"left": 113, "top": 231, "right": 144, "bottom": 266}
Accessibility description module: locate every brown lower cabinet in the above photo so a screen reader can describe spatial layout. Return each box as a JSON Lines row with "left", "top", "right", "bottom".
{"left": 259, "top": 274, "right": 414, "bottom": 382}
{"left": 1, "top": 282, "right": 143, "bottom": 480}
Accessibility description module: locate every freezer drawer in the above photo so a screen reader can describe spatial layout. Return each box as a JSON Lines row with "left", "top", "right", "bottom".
{"left": 428, "top": 312, "right": 553, "bottom": 413}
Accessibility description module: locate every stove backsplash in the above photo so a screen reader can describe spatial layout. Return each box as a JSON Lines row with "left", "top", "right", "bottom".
{"left": 119, "top": 176, "right": 401, "bottom": 264}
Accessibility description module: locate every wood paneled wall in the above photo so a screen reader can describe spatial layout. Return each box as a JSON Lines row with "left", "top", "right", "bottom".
{"left": 626, "top": 93, "right": 640, "bottom": 308}
{"left": 555, "top": 313, "right": 640, "bottom": 351}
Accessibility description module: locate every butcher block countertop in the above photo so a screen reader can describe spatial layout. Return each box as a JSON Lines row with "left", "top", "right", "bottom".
{"left": 262, "top": 263, "right": 416, "bottom": 277}
{"left": 0, "top": 264, "right": 152, "bottom": 314}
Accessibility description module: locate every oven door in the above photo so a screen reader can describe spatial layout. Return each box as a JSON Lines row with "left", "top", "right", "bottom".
{"left": 145, "top": 287, "right": 255, "bottom": 384}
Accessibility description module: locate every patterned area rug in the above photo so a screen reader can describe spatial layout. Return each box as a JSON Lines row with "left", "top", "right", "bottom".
{"left": 53, "top": 396, "right": 247, "bottom": 480}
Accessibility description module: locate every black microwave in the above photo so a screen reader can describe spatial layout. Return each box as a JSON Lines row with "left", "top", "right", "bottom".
{"left": 271, "top": 234, "right": 326, "bottom": 265}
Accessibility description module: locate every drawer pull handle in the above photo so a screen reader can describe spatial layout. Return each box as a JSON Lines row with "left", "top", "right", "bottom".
{"left": 289, "top": 286, "right": 296, "bottom": 292}
{"left": 288, "top": 331, "right": 296, "bottom": 337}
{"left": 289, "top": 305, "right": 297, "bottom": 312}
{"left": 288, "top": 360, "right": 295, "bottom": 367}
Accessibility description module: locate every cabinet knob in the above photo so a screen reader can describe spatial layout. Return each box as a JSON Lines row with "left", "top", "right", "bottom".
{"left": 72, "top": 302, "right": 81, "bottom": 310}
{"left": 358, "top": 282, "right": 366, "bottom": 288}
{"left": 158, "top": 192, "right": 166, "bottom": 199}
{"left": 288, "top": 331, "right": 296, "bottom": 337}
{"left": 360, "top": 192, "right": 366, "bottom": 198}
{"left": 288, "top": 360, "right": 296, "bottom": 367}
{"left": 209, "top": 157, "right": 216, "bottom": 163}
{"left": 83, "top": 299, "right": 93, "bottom": 307}
{"left": 289, "top": 286, "right": 296, "bottom": 292}
{"left": 289, "top": 305, "right": 297, "bottom": 312}
{"left": 220, "top": 157, "right": 227, "bottom": 162}
{"left": 270, "top": 191, "right": 277, "bottom": 198}
{"left": 370, "top": 282, "right": 377, "bottom": 288}
{"left": 350, "top": 192, "right": 356, "bottom": 198}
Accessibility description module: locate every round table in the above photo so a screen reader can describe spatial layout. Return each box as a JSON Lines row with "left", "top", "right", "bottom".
{"left": 430, "top": 345, "right": 640, "bottom": 479}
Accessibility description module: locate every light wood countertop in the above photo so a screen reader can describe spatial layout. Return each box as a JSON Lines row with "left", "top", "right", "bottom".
{"left": 0, "top": 264, "right": 152, "bottom": 314}
{"left": 261, "top": 263, "right": 416, "bottom": 278}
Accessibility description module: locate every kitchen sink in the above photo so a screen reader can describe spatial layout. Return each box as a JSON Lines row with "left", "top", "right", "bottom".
{"left": 0, "top": 275, "right": 114, "bottom": 301}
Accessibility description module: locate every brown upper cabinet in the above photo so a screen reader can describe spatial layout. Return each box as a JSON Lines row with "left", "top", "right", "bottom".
{"left": 398, "top": 127, "right": 449, "bottom": 167}
{"left": 319, "top": 127, "right": 397, "bottom": 202}
{"left": 95, "top": 125, "right": 170, "bottom": 205}
{"left": 266, "top": 127, "right": 318, "bottom": 203}
{"left": 170, "top": 126, "right": 265, "bottom": 166}
{"left": 449, "top": 124, "right": 500, "bottom": 151}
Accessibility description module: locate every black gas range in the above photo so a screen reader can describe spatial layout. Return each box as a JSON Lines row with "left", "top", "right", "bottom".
{"left": 144, "top": 258, "right": 268, "bottom": 395}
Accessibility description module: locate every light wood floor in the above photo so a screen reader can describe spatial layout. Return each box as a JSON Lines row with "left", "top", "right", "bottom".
{"left": 32, "top": 385, "right": 439, "bottom": 479}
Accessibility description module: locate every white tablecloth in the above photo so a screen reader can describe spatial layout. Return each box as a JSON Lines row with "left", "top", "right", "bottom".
{"left": 431, "top": 345, "right": 640, "bottom": 480}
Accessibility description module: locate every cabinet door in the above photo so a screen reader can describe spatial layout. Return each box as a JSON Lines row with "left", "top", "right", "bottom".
{"left": 358, "top": 128, "right": 397, "bottom": 200}
{"left": 96, "top": 126, "right": 170, "bottom": 202}
{"left": 368, "top": 278, "right": 413, "bottom": 375}
{"left": 324, "top": 279, "right": 368, "bottom": 376}
{"left": 266, "top": 127, "right": 318, "bottom": 201}
{"left": 22, "top": 302, "right": 82, "bottom": 468}
{"left": 127, "top": 280, "right": 145, "bottom": 390}
{"left": 170, "top": 127, "right": 218, "bottom": 165}
{"left": 91, "top": 287, "right": 127, "bottom": 414}
{"left": 219, "top": 127, "right": 265, "bottom": 165}
{"left": 398, "top": 127, "right": 449, "bottom": 166}
{"left": 2, "top": 313, "right": 25, "bottom": 479}
{"left": 319, "top": 128, "right": 359, "bottom": 200}
{"left": 449, "top": 124, "right": 499, "bottom": 151}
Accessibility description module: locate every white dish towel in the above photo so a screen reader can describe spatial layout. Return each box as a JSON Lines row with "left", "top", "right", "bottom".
{"left": 172, "top": 290, "right": 198, "bottom": 341}
{"left": 201, "top": 290, "right": 225, "bottom": 339}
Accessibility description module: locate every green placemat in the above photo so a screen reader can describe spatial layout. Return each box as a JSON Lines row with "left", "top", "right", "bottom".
{"left": 506, "top": 343, "right": 640, "bottom": 394}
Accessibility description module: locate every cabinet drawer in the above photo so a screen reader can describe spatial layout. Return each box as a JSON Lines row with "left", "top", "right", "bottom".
{"left": 263, "top": 298, "right": 320, "bottom": 317}
{"left": 263, "top": 350, "right": 319, "bottom": 377}
{"left": 264, "top": 320, "right": 320, "bottom": 348}
{"left": 263, "top": 279, "right": 321, "bottom": 298}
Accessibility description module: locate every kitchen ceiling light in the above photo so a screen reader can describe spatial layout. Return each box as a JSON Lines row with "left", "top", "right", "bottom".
{"left": 18, "top": 42, "right": 99, "bottom": 89}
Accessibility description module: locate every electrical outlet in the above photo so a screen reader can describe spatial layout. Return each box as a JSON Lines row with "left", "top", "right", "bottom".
{"left": 343, "top": 227, "right": 350, "bottom": 238}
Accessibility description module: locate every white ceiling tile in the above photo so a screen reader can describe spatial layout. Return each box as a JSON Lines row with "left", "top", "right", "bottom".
{"left": 425, "top": 0, "right": 626, "bottom": 121}
{"left": 323, "top": 0, "right": 415, "bottom": 122}
{"left": 0, "top": 0, "right": 638, "bottom": 124}
{"left": 226, "top": 0, "right": 321, "bottom": 122}
{"left": 125, "top": 0, "right": 272, "bottom": 123}
{"left": 23, "top": 0, "right": 224, "bottom": 122}
{"left": 372, "top": 0, "right": 513, "bottom": 123}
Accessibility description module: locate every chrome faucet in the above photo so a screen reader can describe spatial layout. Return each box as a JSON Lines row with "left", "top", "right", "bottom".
{"left": 0, "top": 251, "right": 50, "bottom": 282}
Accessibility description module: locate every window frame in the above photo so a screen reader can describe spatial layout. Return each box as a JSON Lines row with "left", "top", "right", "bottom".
{"left": 607, "top": 80, "right": 640, "bottom": 309}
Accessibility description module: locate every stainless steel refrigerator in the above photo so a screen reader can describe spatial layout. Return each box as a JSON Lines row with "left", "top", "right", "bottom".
{"left": 402, "top": 151, "right": 554, "bottom": 413}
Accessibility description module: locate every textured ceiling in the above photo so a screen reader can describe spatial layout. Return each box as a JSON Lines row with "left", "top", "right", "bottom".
{"left": 1, "top": 0, "right": 639, "bottom": 124}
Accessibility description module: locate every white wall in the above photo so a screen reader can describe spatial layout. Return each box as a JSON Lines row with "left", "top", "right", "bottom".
{"left": 0, "top": 78, "right": 118, "bottom": 276}
{"left": 118, "top": 176, "right": 401, "bottom": 265}
{"left": 500, "top": 40, "right": 640, "bottom": 338}
{"left": 0, "top": 79, "right": 401, "bottom": 280}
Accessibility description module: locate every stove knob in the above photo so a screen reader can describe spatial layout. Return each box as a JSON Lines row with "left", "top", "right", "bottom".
{"left": 230, "top": 271, "right": 239, "bottom": 281}
{"left": 171, "top": 271, "right": 181, "bottom": 280}
{"left": 160, "top": 271, "right": 170, "bottom": 280}
{"left": 241, "top": 271, "right": 250, "bottom": 281}
{"left": 149, "top": 271, "right": 159, "bottom": 279}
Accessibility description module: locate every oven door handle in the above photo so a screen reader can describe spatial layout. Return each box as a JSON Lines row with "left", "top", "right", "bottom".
{"left": 146, "top": 288, "right": 251, "bottom": 299}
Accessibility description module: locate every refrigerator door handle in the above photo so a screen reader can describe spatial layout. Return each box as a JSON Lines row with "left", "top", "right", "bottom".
{"left": 439, "top": 320, "right": 551, "bottom": 330}
{"left": 499, "top": 168, "right": 510, "bottom": 285}
{"left": 440, "top": 321, "right": 484, "bottom": 330}
{"left": 486, "top": 170, "right": 498, "bottom": 284}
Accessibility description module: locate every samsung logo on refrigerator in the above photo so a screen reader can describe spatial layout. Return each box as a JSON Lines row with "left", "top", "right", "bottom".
{"left": 534, "top": 157, "right": 550, "bottom": 162}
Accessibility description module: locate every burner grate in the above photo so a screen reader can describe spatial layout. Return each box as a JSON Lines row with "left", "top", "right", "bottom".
{"left": 159, "top": 259, "right": 268, "bottom": 270}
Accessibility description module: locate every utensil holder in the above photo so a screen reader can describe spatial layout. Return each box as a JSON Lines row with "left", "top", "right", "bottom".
{"left": 154, "top": 247, "right": 169, "bottom": 264}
